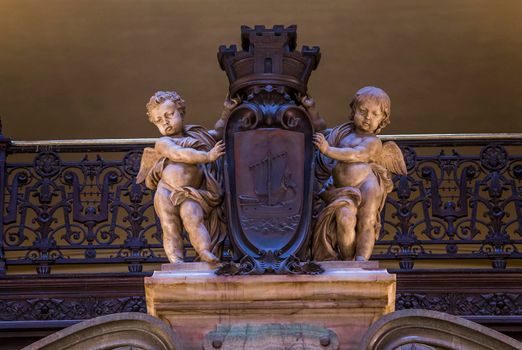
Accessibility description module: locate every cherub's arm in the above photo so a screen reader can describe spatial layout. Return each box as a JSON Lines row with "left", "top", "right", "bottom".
{"left": 313, "top": 133, "right": 381, "bottom": 163}
{"left": 301, "top": 95, "right": 327, "bottom": 132}
{"left": 155, "top": 138, "right": 225, "bottom": 164}
{"left": 209, "top": 95, "right": 241, "bottom": 140}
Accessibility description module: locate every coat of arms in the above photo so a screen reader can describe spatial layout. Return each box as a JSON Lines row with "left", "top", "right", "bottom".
{"left": 217, "top": 26, "right": 323, "bottom": 274}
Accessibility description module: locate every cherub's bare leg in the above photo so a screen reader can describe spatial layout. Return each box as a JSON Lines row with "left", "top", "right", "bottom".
{"left": 180, "top": 199, "right": 219, "bottom": 263}
{"left": 154, "top": 186, "right": 184, "bottom": 263}
{"left": 335, "top": 204, "right": 357, "bottom": 260}
{"left": 355, "top": 178, "right": 383, "bottom": 261}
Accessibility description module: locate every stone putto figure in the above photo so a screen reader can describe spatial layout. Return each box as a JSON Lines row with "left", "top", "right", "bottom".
{"left": 312, "top": 86, "right": 407, "bottom": 261}
{"left": 137, "top": 91, "right": 226, "bottom": 263}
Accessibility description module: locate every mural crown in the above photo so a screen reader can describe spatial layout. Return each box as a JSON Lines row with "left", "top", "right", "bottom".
{"left": 218, "top": 25, "right": 321, "bottom": 96}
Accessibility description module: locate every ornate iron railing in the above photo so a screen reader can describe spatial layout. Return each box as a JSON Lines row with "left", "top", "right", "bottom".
{"left": 1, "top": 133, "right": 521, "bottom": 275}
{"left": 375, "top": 134, "right": 522, "bottom": 269}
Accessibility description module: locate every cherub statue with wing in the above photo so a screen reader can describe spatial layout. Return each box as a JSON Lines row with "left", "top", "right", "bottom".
{"left": 137, "top": 91, "right": 234, "bottom": 264}
{"left": 311, "top": 86, "right": 407, "bottom": 261}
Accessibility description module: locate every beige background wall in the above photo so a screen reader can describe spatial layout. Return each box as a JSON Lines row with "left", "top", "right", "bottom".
{"left": 1, "top": 0, "right": 521, "bottom": 140}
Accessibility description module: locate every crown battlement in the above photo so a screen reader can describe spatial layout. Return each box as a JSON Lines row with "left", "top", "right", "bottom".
{"left": 218, "top": 25, "right": 321, "bottom": 96}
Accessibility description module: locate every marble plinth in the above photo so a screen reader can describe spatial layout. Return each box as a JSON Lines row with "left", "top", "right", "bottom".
{"left": 145, "top": 261, "right": 395, "bottom": 350}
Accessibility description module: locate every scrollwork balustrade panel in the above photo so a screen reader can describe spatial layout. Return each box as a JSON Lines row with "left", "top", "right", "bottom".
{"left": 2, "top": 139, "right": 521, "bottom": 273}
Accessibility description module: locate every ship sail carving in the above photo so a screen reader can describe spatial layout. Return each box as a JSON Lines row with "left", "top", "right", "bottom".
{"left": 239, "top": 151, "right": 296, "bottom": 211}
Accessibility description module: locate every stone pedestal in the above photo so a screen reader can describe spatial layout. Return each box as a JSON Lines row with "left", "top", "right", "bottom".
{"left": 145, "top": 261, "right": 395, "bottom": 350}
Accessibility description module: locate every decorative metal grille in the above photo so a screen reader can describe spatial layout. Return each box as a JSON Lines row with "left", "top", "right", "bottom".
{"left": 375, "top": 138, "right": 522, "bottom": 269}
{"left": 1, "top": 141, "right": 169, "bottom": 275}
{"left": 1, "top": 135, "right": 521, "bottom": 274}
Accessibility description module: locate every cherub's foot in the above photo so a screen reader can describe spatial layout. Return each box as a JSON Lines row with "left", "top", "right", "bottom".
{"left": 169, "top": 255, "right": 184, "bottom": 264}
{"left": 199, "top": 250, "right": 219, "bottom": 263}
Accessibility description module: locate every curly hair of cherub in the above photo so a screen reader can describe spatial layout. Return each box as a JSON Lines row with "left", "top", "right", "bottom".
{"left": 146, "top": 91, "right": 186, "bottom": 121}
{"left": 349, "top": 86, "right": 391, "bottom": 134}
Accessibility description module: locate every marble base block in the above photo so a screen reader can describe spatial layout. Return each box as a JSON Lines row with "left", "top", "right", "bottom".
{"left": 145, "top": 261, "right": 396, "bottom": 350}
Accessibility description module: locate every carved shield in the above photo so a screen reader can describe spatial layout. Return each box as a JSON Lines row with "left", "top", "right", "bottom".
{"left": 224, "top": 103, "right": 314, "bottom": 264}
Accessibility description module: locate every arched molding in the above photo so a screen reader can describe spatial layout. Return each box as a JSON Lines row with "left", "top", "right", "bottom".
{"left": 360, "top": 309, "right": 521, "bottom": 350}
{"left": 22, "top": 312, "right": 182, "bottom": 350}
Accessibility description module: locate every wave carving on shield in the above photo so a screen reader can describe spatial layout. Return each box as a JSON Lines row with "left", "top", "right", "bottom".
{"left": 219, "top": 102, "right": 321, "bottom": 275}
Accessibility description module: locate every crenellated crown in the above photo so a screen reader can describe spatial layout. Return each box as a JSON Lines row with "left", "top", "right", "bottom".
{"left": 218, "top": 25, "right": 321, "bottom": 96}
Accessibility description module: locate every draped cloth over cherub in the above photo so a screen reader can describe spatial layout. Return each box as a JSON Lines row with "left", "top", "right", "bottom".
{"left": 136, "top": 125, "right": 225, "bottom": 257}
{"left": 312, "top": 122, "right": 397, "bottom": 261}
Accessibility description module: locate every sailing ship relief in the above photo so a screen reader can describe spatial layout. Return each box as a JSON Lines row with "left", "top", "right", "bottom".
{"left": 239, "top": 150, "right": 297, "bottom": 215}
{"left": 233, "top": 129, "right": 304, "bottom": 250}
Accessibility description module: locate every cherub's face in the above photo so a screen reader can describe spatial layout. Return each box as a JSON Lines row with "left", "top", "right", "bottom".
{"left": 149, "top": 100, "right": 183, "bottom": 136}
{"left": 353, "top": 100, "right": 385, "bottom": 134}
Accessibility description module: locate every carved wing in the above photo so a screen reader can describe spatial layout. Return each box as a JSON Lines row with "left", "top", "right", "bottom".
{"left": 136, "top": 147, "right": 162, "bottom": 184}
{"left": 377, "top": 141, "right": 407, "bottom": 175}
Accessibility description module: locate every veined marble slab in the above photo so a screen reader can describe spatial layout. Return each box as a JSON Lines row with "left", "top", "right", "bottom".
{"left": 145, "top": 261, "right": 395, "bottom": 350}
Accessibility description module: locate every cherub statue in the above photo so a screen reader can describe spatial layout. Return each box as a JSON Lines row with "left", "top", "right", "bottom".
{"left": 137, "top": 91, "right": 227, "bottom": 263}
{"left": 311, "top": 86, "right": 407, "bottom": 261}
